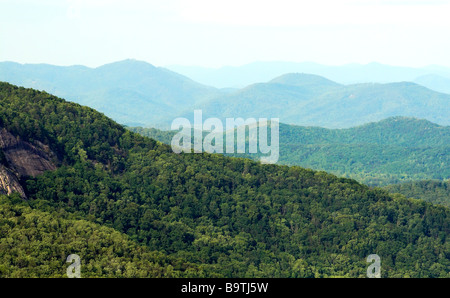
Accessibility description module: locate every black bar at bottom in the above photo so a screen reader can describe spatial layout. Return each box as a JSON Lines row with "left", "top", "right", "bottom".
{"left": 0, "top": 278, "right": 445, "bottom": 297}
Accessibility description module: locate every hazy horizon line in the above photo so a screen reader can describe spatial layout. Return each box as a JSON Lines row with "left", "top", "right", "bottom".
{"left": 2, "top": 58, "right": 450, "bottom": 71}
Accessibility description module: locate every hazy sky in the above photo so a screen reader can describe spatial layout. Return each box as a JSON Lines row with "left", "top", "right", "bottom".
{"left": 1, "top": 0, "right": 450, "bottom": 68}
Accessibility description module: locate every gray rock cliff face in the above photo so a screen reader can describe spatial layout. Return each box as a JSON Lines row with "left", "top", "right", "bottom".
{"left": 0, "top": 127, "right": 57, "bottom": 198}
{"left": 0, "top": 164, "right": 26, "bottom": 197}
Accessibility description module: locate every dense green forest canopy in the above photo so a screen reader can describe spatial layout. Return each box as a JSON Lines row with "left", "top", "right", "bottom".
{"left": 0, "top": 194, "right": 206, "bottom": 278}
{"left": 129, "top": 118, "right": 450, "bottom": 186}
{"left": 385, "top": 180, "right": 450, "bottom": 208}
{"left": 0, "top": 82, "right": 448, "bottom": 278}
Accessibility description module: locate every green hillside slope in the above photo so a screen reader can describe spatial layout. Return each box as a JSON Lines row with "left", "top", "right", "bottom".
{"left": 129, "top": 117, "right": 450, "bottom": 186}
{"left": 0, "top": 82, "right": 449, "bottom": 278}
{"left": 191, "top": 75, "right": 450, "bottom": 128}
{"left": 0, "top": 195, "right": 205, "bottom": 278}
{"left": 385, "top": 180, "right": 450, "bottom": 208}
{"left": 2, "top": 62, "right": 450, "bottom": 128}
{"left": 0, "top": 60, "right": 220, "bottom": 127}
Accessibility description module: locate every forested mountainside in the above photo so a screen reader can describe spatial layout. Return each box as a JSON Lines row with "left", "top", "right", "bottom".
{"left": 129, "top": 117, "right": 450, "bottom": 186}
{"left": 185, "top": 74, "right": 450, "bottom": 128}
{"left": 0, "top": 82, "right": 448, "bottom": 278}
{"left": 0, "top": 195, "right": 204, "bottom": 278}
{"left": 1, "top": 61, "right": 450, "bottom": 128}
{"left": 385, "top": 180, "right": 450, "bottom": 208}
{"left": 0, "top": 60, "right": 220, "bottom": 127}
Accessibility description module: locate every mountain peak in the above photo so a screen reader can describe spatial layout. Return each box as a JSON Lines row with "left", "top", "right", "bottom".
{"left": 377, "top": 116, "right": 442, "bottom": 127}
{"left": 354, "top": 117, "right": 445, "bottom": 135}
{"left": 269, "top": 73, "right": 341, "bottom": 88}
{"left": 96, "top": 59, "right": 157, "bottom": 71}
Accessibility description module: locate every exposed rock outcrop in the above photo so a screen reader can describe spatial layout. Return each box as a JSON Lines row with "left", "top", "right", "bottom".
{"left": 0, "top": 164, "right": 26, "bottom": 197}
{"left": 0, "top": 128, "right": 56, "bottom": 177}
{"left": 0, "top": 127, "right": 57, "bottom": 198}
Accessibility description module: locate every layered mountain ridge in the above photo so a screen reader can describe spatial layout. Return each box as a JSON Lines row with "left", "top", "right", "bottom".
{"left": 0, "top": 80, "right": 448, "bottom": 278}
{"left": 130, "top": 116, "right": 450, "bottom": 186}
{"left": 1, "top": 60, "right": 449, "bottom": 128}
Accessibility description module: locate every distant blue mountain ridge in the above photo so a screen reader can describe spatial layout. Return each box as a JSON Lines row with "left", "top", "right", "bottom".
{"left": 1, "top": 59, "right": 449, "bottom": 128}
